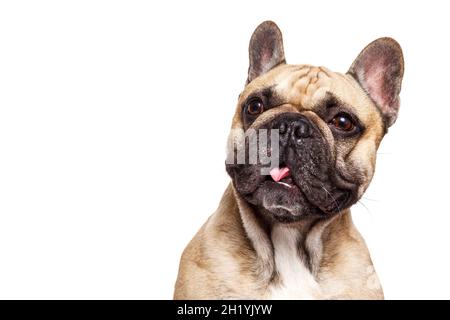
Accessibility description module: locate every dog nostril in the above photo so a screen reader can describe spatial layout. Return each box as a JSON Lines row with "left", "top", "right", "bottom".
{"left": 279, "top": 122, "right": 287, "bottom": 135}
{"left": 294, "top": 120, "right": 311, "bottom": 139}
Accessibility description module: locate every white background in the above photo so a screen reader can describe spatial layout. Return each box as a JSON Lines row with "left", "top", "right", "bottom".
{"left": 0, "top": 0, "right": 449, "bottom": 299}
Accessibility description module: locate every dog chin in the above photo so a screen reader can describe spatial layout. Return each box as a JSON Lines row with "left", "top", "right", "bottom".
{"left": 245, "top": 180, "right": 325, "bottom": 223}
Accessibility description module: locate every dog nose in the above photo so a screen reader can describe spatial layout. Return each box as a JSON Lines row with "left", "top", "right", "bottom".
{"left": 292, "top": 119, "right": 311, "bottom": 139}
{"left": 276, "top": 116, "right": 313, "bottom": 144}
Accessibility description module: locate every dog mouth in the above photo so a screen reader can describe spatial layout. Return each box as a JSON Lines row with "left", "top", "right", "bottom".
{"left": 256, "top": 163, "right": 353, "bottom": 217}
{"left": 228, "top": 161, "right": 355, "bottom": 222}
{"left": 269, "top": 166, "right": 294, "bottom": 188}
{"left": 227, "top": 152, "right": 355, "bottom": 221}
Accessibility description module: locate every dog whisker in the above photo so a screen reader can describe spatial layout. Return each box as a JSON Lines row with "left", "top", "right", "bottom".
{"left": 321, "top": 184, "right": 340, "bottom": 212}
{"left": 362, "top": 196, "right": 379, "bottom": 202}
{"left": 357, "top": 200, "right": 372, "bottom": 215}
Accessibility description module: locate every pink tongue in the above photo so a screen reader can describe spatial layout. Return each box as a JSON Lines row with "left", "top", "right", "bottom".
{"left": 270, "top": 167, "right": 290, "bottom": 182}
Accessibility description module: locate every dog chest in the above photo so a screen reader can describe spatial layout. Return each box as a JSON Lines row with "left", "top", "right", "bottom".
{"left": 267, "top": 225, "right": 322, "bottom": 299}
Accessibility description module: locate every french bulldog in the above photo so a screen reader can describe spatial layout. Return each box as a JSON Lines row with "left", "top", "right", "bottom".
{"left": 174, "top": 21, "right": 404, "bottom": 299}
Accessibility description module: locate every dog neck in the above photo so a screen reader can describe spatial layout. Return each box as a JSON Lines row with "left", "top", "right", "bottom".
{"left": 231, "top": 184, "right": 347, "bottom": 283}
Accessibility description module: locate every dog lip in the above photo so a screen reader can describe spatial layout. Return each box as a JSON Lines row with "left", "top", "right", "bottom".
{"left": 277, "top": 175, "right": 295, "bottom": 187}
{"left": 263, "top": 171, "right": 297, "bottom": 187}
{"left": 276, "top": 180, "right": 293, "bottom": 188}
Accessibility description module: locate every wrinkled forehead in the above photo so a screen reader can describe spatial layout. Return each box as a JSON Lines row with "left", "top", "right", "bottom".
{"left": 241, "top": 64, "right": 381, "bottom": 125}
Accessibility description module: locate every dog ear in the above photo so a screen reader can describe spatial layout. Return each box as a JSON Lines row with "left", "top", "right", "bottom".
{"left": 247, "top": 21, "right": 286, "bottom": 84}
{"left": 348, "top": 38, "right": 404, "bottom": 127}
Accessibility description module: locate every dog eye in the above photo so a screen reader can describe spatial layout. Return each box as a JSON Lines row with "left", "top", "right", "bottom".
{"left": 245, "top": 98, "right": 264, "bottom": 115}
{"left": 330, "top": 113, "right": 355, "bottom": 132}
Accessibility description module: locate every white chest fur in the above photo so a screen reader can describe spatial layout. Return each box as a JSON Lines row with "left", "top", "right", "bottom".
{"left": 267, "top": 225, "right": 322, "bottom": 299}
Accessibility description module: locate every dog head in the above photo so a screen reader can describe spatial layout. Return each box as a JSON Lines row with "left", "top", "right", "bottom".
{"left": 225, "top": 21, "right": 404, "bottom": 223}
